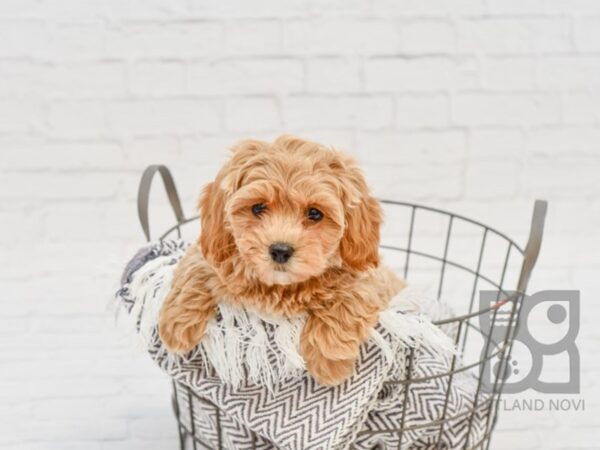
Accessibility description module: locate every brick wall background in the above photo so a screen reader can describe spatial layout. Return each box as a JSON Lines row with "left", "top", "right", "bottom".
{"left": 1, "top": 0, "right": 599, "bottom": 449}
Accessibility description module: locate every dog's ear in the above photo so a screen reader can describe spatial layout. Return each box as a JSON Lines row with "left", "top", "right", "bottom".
{"left": 198, "top": 139, "right": 268, "bottom": 265}
{"left": 198, "top": 181, "right": 235, "bottom": 266}
{"left": 340, "top": 194, "right": 382, "bottom": 271}
{"left": 335, "top": 156, "right": 382, "bottom": 272}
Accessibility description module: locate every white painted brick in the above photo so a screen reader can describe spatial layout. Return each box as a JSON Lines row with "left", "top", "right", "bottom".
{"left": 24, "top": 375, "right": 124, "bottom": 399}
{"left": 46, "top": 62, "right": 127, "bottom": 98}
{"left": 574, "top": 17, "right": 600, "bottom": 52}
{"left": 0, "top": 61, "right": 44, "bottom": 96}
{"left": 40, "top": 0, "right": 123, "bottom": 20}
{"left": 536, "top": 55, "right": 600, "bottom": 90}
{"left": 370, "top": 0, "right": 485, "bottom": 16}
{"left": 365, "top": 57, "right": 479, "bottom": 92}
{"left": 43, "top": 204, "right": 107, "bottom": 241}
{"left": 0, "top": 21, "right": 47, "bottom": 58}
{"left": 32, "top": 316, "right": 106, "bottom": 334}
{"left": 42, "top": 140, "right": 125, "bottom": 170}
{"left": 482, "top": 57, "right": 536, "bottom": 91}
{"left": 179, "top": 135, "right": 239, "bottom": 164}
{"left": 105, "top": 22, "right": 223, "bottom": 59}
{"left": 188, "top": 59, "right": 303, "bottom": 95}
{"left": 188, "top": 0, "right": 309, "bottom": 18}
{"left": 0, "top": 209, "right": 40, "bottom": 245}
{"left": 0, "top": 99, "right": 43, "bottom": 133}
{"left": 307, "top": 58, "right": 361, "bottom": 94}
{"left": 121, "top": 0, "right": 189, "bottom": 19}
{"left": 526, "top": 126, "right": 600, "bottom": 155}
{"left": 465, "top": 159, "right": 521, "bottom": 199}
{"left": 355, "top": 130, "right": 467, "bottom": 164}
{"left": 563, "top": 92, "right": 600, "bottom": 124}
{"left": 538, "top": 426, "right": 600, "bottom": 449}
{"left": 492, "top": 428, "right": 541, "bottom": 449}
{"left": 545, "top": 0, "right": 600, "bottom": 14}
{"left": 225, "top": 20, "right": 282, "bottom": 55}
{"left": 365, "top": 162, "right": 464, "bottom": 200}
{"left": 107, "top": 99, "right": 221, "bottom": 134}
{"left": 47, "top": 100, "right": 106, "bottom": 138}
{"left": 457, "top": 18, "right": 571, "bottom": 54}
{"left": 19, "top": 441, "right": 103, "bottom": 450}
{"left": 284, "top": 19, "right": 401, "bottom": 54}
{"left": 470, "top": 129, "right": 524, "bottom": 158}
{"left": 122, "top": 377, "right": 172, "bottom": 396}
{"left": 47, "top": 22, "right": 106, "bottom": 60}
{"left": 0, "top": 317, "right": 29, "bottom": 334}
{"left": 547, "top": 200, "right": 600, "bottom": 233}
{"left": 301, "top": 0, "right": 371, "bottom": 16}
{"left": 130, "top": 418, "right": 178, "bottom": 439}
{"left": 487, "top": 0, "right": 544, "bottom": 14}
{"left": 0, "top": 172, "right": 119, "bottom": 201}
{"left": 125, "top": 136, "right": 180, "bottom": 168}
{"left": 225, "top": 97, "right": 281, "bottom": 132}
{"left": 101, "top": 439, "right": 178, "bottom": 450}
{"left": 395, "top": 94, "right": 449, "bottom": 128}
{"left": 130, "top": 60, "right": 186, "bottom": 96}
{"left": 524, "top": 155, "right": 600, "bottom": 198}
{"left": 18, "top": 419, "right": 129, "bottom": 441}
{"left": 0, "top": 0, "right": 41, "bottom": 16}
{"left": 401, "top": 20, "right": 456, "bottom": 54}
{"left": 101, "top": 394, "right": 172, "bottom": 419}
{"left": 451, "top": 93, "right": 560, "bottom": 126}
{"left": 296, "top": 130, "right": 356, "bottom": 152}
{"left": 285, "top": 96, "right": 393, "bottom": 130}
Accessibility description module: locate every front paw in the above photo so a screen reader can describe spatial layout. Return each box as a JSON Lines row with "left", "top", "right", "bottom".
{"left": 300, "top": 333, "right": 357, "bottom": 386}
{"left": 303, "top": 349, "right": 355, "bottom": 386}
{"left": 159, "top": 320, "right": 204, "bottom": 354}
{"left": 158, "top": 303, "right": 211, "bottom": 355}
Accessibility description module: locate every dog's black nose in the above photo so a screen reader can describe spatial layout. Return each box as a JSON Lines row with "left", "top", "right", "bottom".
{"left": 269, "top": 242, "right": 294, "bottom": 264}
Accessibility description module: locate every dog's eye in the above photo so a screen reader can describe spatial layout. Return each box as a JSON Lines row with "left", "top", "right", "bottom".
{"left": 306, "top": 207, "right": 324, "bottom": 222}
{"left": 251, "top": 203, "right": 267, "bottom": 216}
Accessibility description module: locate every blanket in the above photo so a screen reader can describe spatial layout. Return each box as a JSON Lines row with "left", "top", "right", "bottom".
{"left": 116, "top": 239, "right": 489, "bottom": 450}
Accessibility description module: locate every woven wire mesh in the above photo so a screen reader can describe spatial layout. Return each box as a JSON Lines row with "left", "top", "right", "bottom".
{"left": 138, "top": 165, "right": 545, "bottom": 450}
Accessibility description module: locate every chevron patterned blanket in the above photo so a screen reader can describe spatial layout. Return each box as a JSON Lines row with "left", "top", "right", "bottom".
{"left": 116, "top": 240, "right": 489, "bottom": 450}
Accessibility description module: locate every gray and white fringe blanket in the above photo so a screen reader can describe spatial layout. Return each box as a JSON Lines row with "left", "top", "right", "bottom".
{"left": 116, "top": 240, "right": 489, "bottom": 450}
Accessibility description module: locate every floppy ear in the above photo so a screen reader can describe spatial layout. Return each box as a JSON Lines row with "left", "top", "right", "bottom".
{"left": 198, "top": 139, "right": 268, "bottom": 266}
{"left": 339, "top": 193, "right": 382, "bottom": 271}
{"left": 198, "top": 181, "right": 235, "bottom": 266}
{"left": 331, "top": 152, "right": 382, "bottom": 272}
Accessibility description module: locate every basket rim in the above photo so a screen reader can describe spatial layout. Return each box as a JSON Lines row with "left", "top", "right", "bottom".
{"left": 157, "top": 199, "right": 524, "bottom": 254}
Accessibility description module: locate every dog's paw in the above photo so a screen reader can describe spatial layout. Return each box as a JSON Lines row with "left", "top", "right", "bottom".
{"left": 158, "top": 318, "right": 207, "bottom": 355}
{"left": 158, "top": 302, "right": 211, "bottom": 355}
{"left": 300, "top": 334, "right": 357, "bottom": 386}
{"left": 305, "top": 353, "right": 355, "bottom": 386}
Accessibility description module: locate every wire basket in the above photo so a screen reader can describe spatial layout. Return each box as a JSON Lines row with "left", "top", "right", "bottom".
{"left": 137, "top": 165, "right": 547, "bottom": 450}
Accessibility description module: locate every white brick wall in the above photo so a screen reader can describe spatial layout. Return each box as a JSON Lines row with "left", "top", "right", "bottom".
{"left": 1, "top": 1, "right": 599, "bottom": 448}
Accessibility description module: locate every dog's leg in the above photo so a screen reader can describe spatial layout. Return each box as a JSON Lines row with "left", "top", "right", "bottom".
{"left": 300, "top": 296, "right": 381, "bottom": 386}
{"left": 159, "top": 246, "right": 218, "bottom": 354}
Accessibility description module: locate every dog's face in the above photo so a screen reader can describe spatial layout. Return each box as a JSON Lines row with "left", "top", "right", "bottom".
{"left": 199, "top": 136, "right": 382, "bottom": 286}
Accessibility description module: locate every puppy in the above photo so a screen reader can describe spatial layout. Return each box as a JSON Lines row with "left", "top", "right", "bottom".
{"left": 159, "top": 135, "right": 405, "bottom": 386}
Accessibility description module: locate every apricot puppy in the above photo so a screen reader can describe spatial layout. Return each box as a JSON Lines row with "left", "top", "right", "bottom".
{"left": 159, "top": 135, "right": 405, "bottom": 386}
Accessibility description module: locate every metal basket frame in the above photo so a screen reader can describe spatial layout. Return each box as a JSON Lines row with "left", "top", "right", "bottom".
{"left": 137, "top": 165, "right": 547, "bottom": 450}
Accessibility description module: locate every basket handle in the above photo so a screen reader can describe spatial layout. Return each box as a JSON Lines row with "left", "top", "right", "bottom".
{"left": 137, "top": 165, "right": 186, "bottom": 242}
{"left": 516, "top": 199, "right": 548, "bottom": 293}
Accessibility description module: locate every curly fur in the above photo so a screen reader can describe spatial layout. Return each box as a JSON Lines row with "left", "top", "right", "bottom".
{"left": 159, "top": 135, "right": 406, "bottom": 386}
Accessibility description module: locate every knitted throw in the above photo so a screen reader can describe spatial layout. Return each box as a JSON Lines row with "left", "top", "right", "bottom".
{"left": 116, "top": 239, "right": 488, "bottom": 450}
